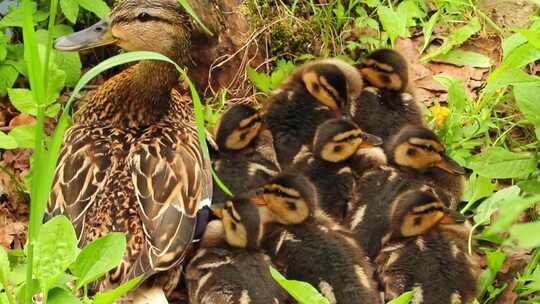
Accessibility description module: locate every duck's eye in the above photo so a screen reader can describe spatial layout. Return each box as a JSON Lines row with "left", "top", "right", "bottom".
{"left": 137, "top": 12, "right": 153, "bottom": 22}
{"left": 286, "top": 201, "right": 297, "bottom": 211}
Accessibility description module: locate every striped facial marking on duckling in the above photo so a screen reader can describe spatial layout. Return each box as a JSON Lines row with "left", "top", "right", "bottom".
{"left": 313, "top": 119, "right": 383, "bottom": 163}
{"left": 400, "top": 200, "right": 446, "bottom": 237}
{"left": 224, "top": 114, "right": 263, "bottom": 150}
{"left": 222, "top": 199, "right": 263, "bottom": 249}
{"left": 394, "top": 137, "right": 465, "bottom": 175}
{"left": 302, "top": 64, "right": 348, "bottom": 113}
{"left": 360, "top": 60, "right": 403, "bottom": 91}
{"left": 359, "top": 49, "right": 409, "bottom": 92}
{"left": 260, "top": 183, "right": 310, "bottom": 225}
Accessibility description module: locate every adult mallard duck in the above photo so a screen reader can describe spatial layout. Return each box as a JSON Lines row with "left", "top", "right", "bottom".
{"left": 49, "top": 0, "right": 212, "bottom": 298}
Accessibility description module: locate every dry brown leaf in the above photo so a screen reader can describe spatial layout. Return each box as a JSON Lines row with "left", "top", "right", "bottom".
{"left": 9, "top": 113, "right": 36, "bottom": 129}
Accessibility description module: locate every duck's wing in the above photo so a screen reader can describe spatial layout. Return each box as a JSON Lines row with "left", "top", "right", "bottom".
{"left": 47, "top": 125, "right": 115, "bottom": 239}
{"left": 128, "top": 126, "right": 212, "bottom": 276}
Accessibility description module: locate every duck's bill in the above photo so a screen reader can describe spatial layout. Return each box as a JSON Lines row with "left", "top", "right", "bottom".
{"left": 441, "top": 207, "right": 468, "bottom": 224}
{"left": 359, "top": 132, "right": 383, "bottom": 148}
{"left": 54, "top": 19, "right": 116, "bottom": 51}
{"left": 435, "top": 156, "right": 466, "bottom": 175}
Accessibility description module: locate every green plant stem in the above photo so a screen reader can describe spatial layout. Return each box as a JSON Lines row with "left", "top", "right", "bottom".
{"left": 42, "top": 0, "right": 59, "bottom": 89}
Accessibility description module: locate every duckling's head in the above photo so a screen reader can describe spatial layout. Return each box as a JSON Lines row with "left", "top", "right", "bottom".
{"left": 54, "top": 0, "right": 191, "bottom": 60}
{"left": 389, "top": 188, "right": 455, "bottom": 238}
{"left": 302, "top": 63, "right": 349, "bottom": 113}
{"left": 256, "top": 174, "right": 318, "bottom": 225}
{"left": 389, "top": 125, "right": 466, "bottom": 175}
{"left": 221, "top": 197, "right": 263, "bottom": 250}
{"left": 215, "top": 105, "right": 262, "bottom": 151}
{"left": 359, "top": 49, "right": 408, "bottom": 91}
{"left": 313, "top": 119, "right": 383, "bottom": 163}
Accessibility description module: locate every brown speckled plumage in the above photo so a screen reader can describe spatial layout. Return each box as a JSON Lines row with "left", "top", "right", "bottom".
{"left": 48, "top": 0, "right": 212, "bottom": 294}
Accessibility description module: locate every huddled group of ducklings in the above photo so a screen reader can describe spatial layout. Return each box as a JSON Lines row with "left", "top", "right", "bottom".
{"left": 186, "top": 49, "right": 480, "bottom": 304}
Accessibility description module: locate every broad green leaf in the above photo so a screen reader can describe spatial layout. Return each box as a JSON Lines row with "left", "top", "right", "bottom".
{"left": 514, "top": 85, "right": 540, "bottom": 141}
{"left": 422, "top": 17, "right": 481, "bottom": 62}
{"left": 433, "top": 50, "right": 491, "bottom": 68}
{"left": 473, "top": 186, "right": 521, "bottom": 225}
{"left": 0, "top": 2, "right": 49, "bottom": 28}
{"left": 60, "top": 0, "right": 80, "bottom": 23}
{"left": 93, "top": 276, "right": 143, "bottom": 304}
{"left": 78, "top": 0, "right": 110, "bottom": 18}
{"left": 462, "top": 174, "right": 496, "bottom": 205}
{"left": 9, "top": 124, "right": 36, "bottom": 148}
{"left": 270, "top": 267, "right": 330, "bottom": 304}
{"left": 468, "top": 147, "right": 537, "bottom": 179}
{"left": 433, "top": 75, "right": 467, "bottom": 114}
{"left": 271, "top": 60, "right": 295, "bottom": 89}
{"left": 388, "top": 290, "right": 416, "bottom": 304}
{"left": 7, "top": 88, "right": 35, "bottom": 114}
{"left": 0, "top": 64, "right": 19, "bottom": 96}
{"left": 484, "top": 68, "right": 540, "bottom": 96}
{"left": 478, "top": 250, "right": 506, "bottom": 296}
{"left": 378, "top": 6, "right": 407, "bottom": 46}
{"left": 0, "top": 293, "right": 7, "bottom": 304}
{"left": 54, "top": 51, "right": 82, "bottom": 87}
{"left": 72, "top": 232, "right": 127, "bottom": 289}
{"left": 0, "top": 247, "right": 9, "bottom": 289}
{"left": 509, "top": 222, "right": 540, "bottom": 248}
{"left": 0, "top": 32, "right": 7, "bottom": 62}
{"left": 420, "top": 10, "right": 440, "bottom": 53}
{"left": 33, "top": 215, "right": 79, "bottom": 292}
{"left": 514, "top": 29, "right": 540, "bottom": 50}
{"left": 518, "top": 179, "right": 540, "bottom": 194}
{"left": 48, "top": 287, "right": 81, "bottom": 304}
{"left": 0, "top": 131, "right": 17, "bottom": 149}
{"left": 486, "top": 195, "right": 540, "bottom": 234}
{"left": 45, "top": 63, "right": 67, "bottom": 103}
{"left": 177, "top": 0, "right": 213, "bottom": 36}
{"left": 247, "top": 67, "right": 272, "bottom": 93}
{"left": 397, "top": 0, "right": 424, "bottom": 27}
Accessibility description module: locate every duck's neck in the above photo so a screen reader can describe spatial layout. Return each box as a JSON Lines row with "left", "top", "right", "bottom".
{"left": 76, "top": 57, "right": 187, "bottom": 127}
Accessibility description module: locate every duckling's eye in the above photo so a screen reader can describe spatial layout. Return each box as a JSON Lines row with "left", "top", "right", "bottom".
{"left": 407, "top": 148, "right": 416, "bottom": 156}
{"left": 230, "top": 222, "right": 237, "bottom": 231}
{"left": 333, "top": 145, "right": 343, "bottom": 152}
{"left": 286, "top": 201, "right": 297, "bottom": 211}
{"left": 413, "top": 216, "right": 422, "bottom": 225}
{"left": 137, "top": 12, "right": 153, "bottom": 22}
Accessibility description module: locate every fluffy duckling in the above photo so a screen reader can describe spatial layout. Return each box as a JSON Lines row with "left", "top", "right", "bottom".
{"left": 186, "top": 220, "right": 291, "bottom": 304}
{"left": 291, "top": 118, "right": 382, "bottom": 221}
{"left": 264, "top": 59, "right": 363, "bottom": 168}
{"left": 223, "top": 174, "right": 382, "bottom": 304}
{"left": 385, "top": 124, "right": 466, "bottom": 208}
{"left": 350, "top": 49, "right": 423, "bottom": 141}
{"left": 211, "top": 104, "right": 281, "bottom": 206}
{"left": 376, "top": 193, "right": 479, "bottom": 304}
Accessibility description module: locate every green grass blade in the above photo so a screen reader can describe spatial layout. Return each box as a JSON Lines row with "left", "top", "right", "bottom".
{"left": 176, "top": 0, "right": 213, "bottom": 36}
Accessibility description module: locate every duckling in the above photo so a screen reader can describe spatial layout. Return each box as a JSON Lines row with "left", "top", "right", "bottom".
{"left": 211, "top": 104, "right": 281, "bottom": 206}
{"left": 223, "top": 174, "right": 382, "bottom": 304}
{"left": 385, "top": 124, "right": 465, "bottom": 208}
{"left": 375, "top": 192, "right": 480, "bottom": 304}
{"left": 50, "top": 0, "right": 212, "bottom": 296}
{"left": 350, "top": 49, "right": 423, "bottom": 141}
{"left": 264, "top": 59, "right": 363, "bottom": 168}
{"left": 185, "top": 220, "right": 291, "bottom": 304}
{"left": 290, "top": 118, "right": 382, "bottom": 221}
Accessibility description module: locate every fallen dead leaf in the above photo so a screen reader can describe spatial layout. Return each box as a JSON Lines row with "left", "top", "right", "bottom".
{"left": 9, "top": 113, "right": 36, "bottom": 129}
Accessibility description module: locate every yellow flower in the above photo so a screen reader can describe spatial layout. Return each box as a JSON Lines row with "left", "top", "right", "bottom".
{"left": 430, "top": 105, "right": 450, "bottom": 127}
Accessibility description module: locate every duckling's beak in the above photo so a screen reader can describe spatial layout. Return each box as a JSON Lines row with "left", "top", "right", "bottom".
{"left": 54, "top": 19, "right": 117, "bottom": 51}
{"left": 359, "top": 132, "right": 383, "bottom": 148}
{"left": 434, "top": 155, "right": 466, "bottom": 175}
{"left": 441, "top": 207, "right": 468, "bottom": 224}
